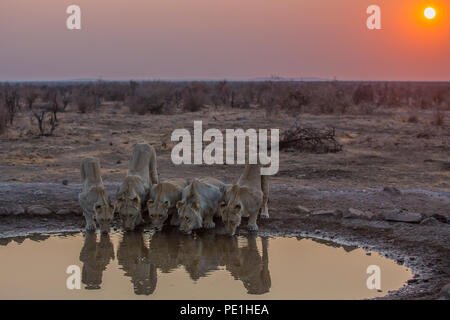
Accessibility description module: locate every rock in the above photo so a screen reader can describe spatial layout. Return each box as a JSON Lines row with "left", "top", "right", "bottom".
{"left": 383, "top": 186, "right": 402, "bottom": 196}
{"left": 343, "top": 208, "right": 374, "bottom": 220}
{"left": 438, "top": 284, "right": 450, "bottom": 300}
{"left": 26, "top": 205, "right": 52, "bottom": 215}
{"left": 297, "top": 205, "right": 311, "bottom": 214}
{"left": 420, "top": 217, "right": 441, "bottom": 226}
{"left": 311, "top": 209, "right": 342, "bottom": 217}
{"left": 56, "top": 209, "right": 75, "bottom": 216}
{"left": 382, "top": 209, "right": 422, "bottom": 223}
{"left": 431, "top": 214, "right": 448, "bottom": 224}
{"left": 0, "top": 207, "right": 8, "bottom": 216}
{"left": 62, "top": 179, "right": 69, "bottom": 185}
{"left": 9, "top": 205, "right": 25, "bottom": 215}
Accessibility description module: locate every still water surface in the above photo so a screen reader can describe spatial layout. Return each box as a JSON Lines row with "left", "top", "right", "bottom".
{"left": 0, "top": 231, "right": 412, "bottom": 299}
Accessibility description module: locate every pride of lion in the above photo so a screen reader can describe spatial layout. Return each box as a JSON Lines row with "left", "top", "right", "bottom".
{"left": 78, "top": 142, "right": 269, "bottom": 235}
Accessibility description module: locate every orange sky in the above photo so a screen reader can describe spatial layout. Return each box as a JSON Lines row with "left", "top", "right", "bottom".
{"left": 0, "top": 0, "right": 448, "bottom": 81}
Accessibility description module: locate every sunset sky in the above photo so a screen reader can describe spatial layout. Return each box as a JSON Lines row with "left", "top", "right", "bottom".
{"left": 0, "top": 0, "right": 449, "bottom": 81}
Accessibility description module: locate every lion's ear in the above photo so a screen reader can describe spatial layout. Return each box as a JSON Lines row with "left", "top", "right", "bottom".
{"left": 176, "top": 201, "right": 182, "bottom": 209}
{"left": 163, "top": 200, "right": 170, "bottom": 208}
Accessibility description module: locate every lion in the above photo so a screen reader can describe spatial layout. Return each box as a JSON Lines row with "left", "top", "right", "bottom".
{"left": 147, "top": 178, "right": 188, "bottom": 231}
{"left": 78, "top": 157, "right": 115, "bottom": 233}
{"left": 220, "top": 164, "right": 269, "bottom": 235}
{"left": 176, "top": 177, "right": 230, "bottom": 234}
{"left": 116, "top": 143, "right": 159, "bottom": 231}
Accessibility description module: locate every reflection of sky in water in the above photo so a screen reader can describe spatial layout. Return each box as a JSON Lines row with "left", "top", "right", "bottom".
{"left": 0, "top": 231, "right": 412, "bottom": 299}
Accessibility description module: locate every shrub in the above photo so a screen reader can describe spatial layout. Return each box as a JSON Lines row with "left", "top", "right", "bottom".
{"left": 0, "top": 102, "right": 8, "bottom": 134}
{"left": 352, "top": 84, "right": 374, "bottom": 105}
{"left": 407, "top": 114, "right": 419, "bottom": 123}
{"left": 183, "top": 93, "right": 204, "bottom": 112}
{"left": 128, "top": 90, "right": 171, "bottom": 115}
{"left": 75, "top": 94, "right": 96, "bottom": 113}
{"left": 182, "top": 83, "right": 209, "bottom": 112}
{"left": 431, "top": 109, "right": 445, "bottom": 126}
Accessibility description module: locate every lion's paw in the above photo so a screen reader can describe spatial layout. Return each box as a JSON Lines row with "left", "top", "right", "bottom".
{"left": 203, "top": 221, "right": 216, "bottom": 229}
{"left": 85, "top": 224, "right": 96, "bottom": 231}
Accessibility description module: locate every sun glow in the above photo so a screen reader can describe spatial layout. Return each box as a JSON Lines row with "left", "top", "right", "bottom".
{"left": 424, "top": 7, "right": 436, "bottom": 19}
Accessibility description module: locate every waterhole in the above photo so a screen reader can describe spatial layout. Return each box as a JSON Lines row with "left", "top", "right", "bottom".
{"left": 0, "top": 231, "right": 412, "bottom": 299}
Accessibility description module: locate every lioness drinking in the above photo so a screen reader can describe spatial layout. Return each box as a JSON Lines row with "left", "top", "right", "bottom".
{"left": 78, "top": 157, "right": 115, "bottom": 233}
{"left": 220, "top": 164, "right": 269, "bottom": 235}
{"left": 177, "top": 177, "right": 230, "bottom": 234}
{"left": 116, "top": 143, "right": 159, "bottom": 231}
{"left": 147, "top": 178, "right": 188, "bottom": 231}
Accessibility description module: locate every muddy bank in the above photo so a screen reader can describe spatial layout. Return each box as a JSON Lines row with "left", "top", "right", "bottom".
{"left": 0, "top": 183, "right": 449, "bottom": 299}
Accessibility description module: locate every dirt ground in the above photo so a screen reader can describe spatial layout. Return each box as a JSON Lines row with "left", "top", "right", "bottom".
{"left": 0, "top": 104, "right": 449, "bottom": 299}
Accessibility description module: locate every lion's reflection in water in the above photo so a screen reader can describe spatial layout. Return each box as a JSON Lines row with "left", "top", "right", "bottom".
{"left": 117, "top": 232, "right": 158, "bottom": 295}
{"left": 79, "top": 231, "right": 114, "bottom": 290}
{"left": 79, "top": 230, "right": 271, "bottom": 295}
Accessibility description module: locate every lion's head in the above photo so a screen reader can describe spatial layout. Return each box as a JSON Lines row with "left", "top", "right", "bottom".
{"left": 176, "top": 198, "right": 203, "bottom": 234}
{"left": 116, "top": 176, "right": 146, "bottom": 231}
{"left": 116, "top": 194, "right": 141, "bottom": 231}
{"left": 220, "top": 184, "right": 247, "bottom": 236}
{"left": 147, "top": 199, "right": 170, "bottom": 231}
{"left": 93, "top": 197, "right": 115, "bottom": 233}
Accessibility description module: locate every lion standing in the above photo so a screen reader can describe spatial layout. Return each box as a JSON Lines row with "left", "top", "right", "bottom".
{"left": 116, "top": 143, "right": 159, "bottom": 231}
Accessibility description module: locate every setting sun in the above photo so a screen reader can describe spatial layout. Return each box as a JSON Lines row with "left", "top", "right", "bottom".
{"left": 424, "top": 7, "right": 436, "bottom": 19}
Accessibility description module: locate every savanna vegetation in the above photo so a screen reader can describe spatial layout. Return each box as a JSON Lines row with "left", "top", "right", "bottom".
{"left": 1, "top": 80, "right": 448, "bottom": 136}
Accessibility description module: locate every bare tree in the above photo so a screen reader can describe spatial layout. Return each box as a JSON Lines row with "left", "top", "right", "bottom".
{"left": 24, "top": 89, "right": 39, "bottom": 110}
{"left": 0, "top": 101, "right": 8, "bottom": 134}
{"left": 61, "top": 92, "right": 72, "bottom": 112}
{"left": 1, "top": 85, "right": 20, "bottom": 125}
{"left": 29, "top": 90, "right": 60, "bottom": 136}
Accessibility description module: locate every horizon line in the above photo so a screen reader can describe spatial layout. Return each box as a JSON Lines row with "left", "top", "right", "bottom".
{"left": 1, "top": 77, "right": 449, "bottom": 84}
